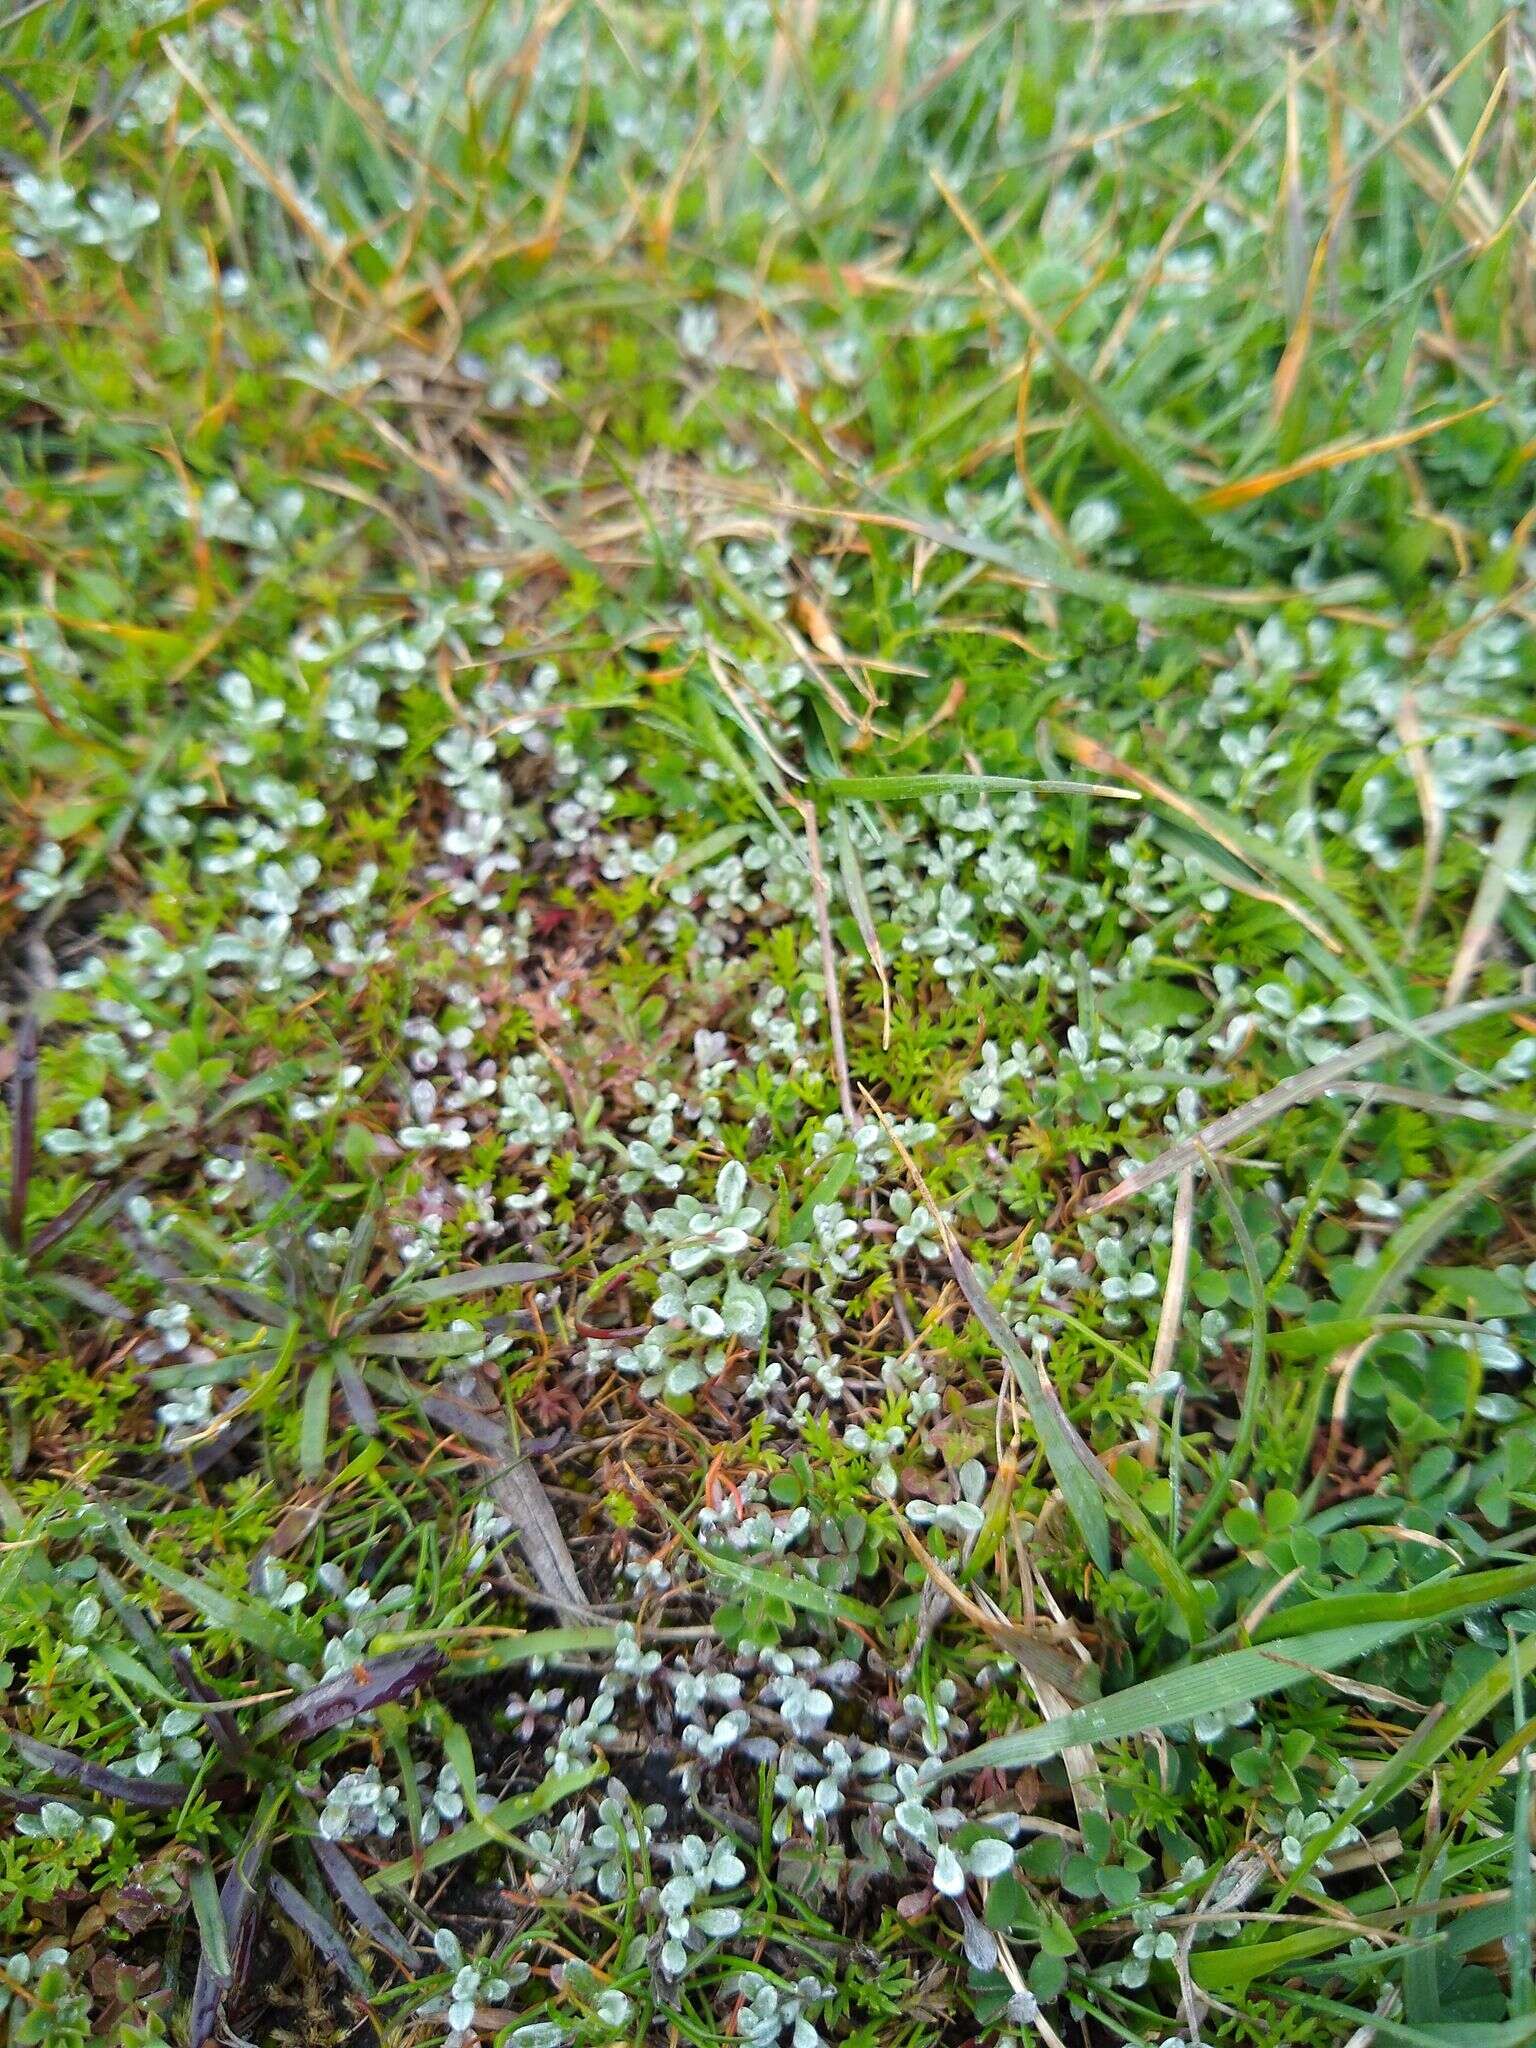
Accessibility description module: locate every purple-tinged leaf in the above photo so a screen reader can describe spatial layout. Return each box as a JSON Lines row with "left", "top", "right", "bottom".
{"left": 421, "top": 1392, "right": 591, "bottom": 1614}
{"left": 10, "top": 1731, "right": 184, "bottom": 1812}
{"left": 486, "top": 1457, "right": 592, "bottom": 1616}
{"left": 268, "top": 1872, "right": 370, "bottom": 1989}
{"left": 261, "top": 1646, "right": 444, "bottom": 1742}
{"left": 188, "top": 1795, "right": 278, "bottom": 2047}
{"left": 309, "top": 1833, "right": 418, "bottom": 1973}
{"left": 353, "top": 1327, "right": 493, "bottom": 1359}
{"left": 246, "top": 1159, "right": 314, "bottom": 1287}
{"left": 95, "top": 1564, "right": 177, "bottom": 1682}
{"left": 419, "top": 1390, "right": 512, "bottom": 1452}
{"left": 48, "top": 1270, "right": 131, "bottom": 1319}
{"left": 339, "top": 1186, "right": 381, "bottom": 1300}
{"left": 116, "top": 1216, "right": 237, "bottom": 1333}
{"left": 391, "top": 1258, "right": 558, "bottom": 1305}
{"left": 958, "top": 1898, "right": 999, "bottom": 1973}
{"left": 336, "top": 1359, "right": 378, "bottom": 1435}
{"left": 207, "top": 1281, "right": 291, "bottom": 1328}
{"left": 27, "top": 1177, "right": 114, "bottom": 1259}
{"left": 6, "top": 1012, "right": 37, "bottom": 1249}
{"left": 170, "top": 1650, "right": 250, "bottom": 1768}
{"left": 146, "top": 1409, "right": 259, "bottom": 1486}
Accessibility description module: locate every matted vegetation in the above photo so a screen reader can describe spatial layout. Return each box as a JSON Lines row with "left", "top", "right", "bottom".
{"left": 3, "top": 3, "right": 1536, "bottom": 2045}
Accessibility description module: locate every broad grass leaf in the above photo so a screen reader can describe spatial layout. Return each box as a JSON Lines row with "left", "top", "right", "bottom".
{"left": 367, "top": 1763, "right": 603, "bottom": 1889}
{"left": 937, "top": 1622, "right": 1414, "bottom": 1779}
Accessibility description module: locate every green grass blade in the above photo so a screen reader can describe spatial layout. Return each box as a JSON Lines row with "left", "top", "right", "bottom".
{"left": 188, "top": 1856, "right": 231, "bottom": 1981}
{"left": 668, "top": 1509, "right": 884, "bottom": 1633}
{"left": 947, "top": 1238, "right": 1207, "bottom": 1635}
{"left": 1351, "top": 1129, "right": 1536, "bottom": 1318}
{"left": 367, "top": 1763, "right": 603, "bottom": 1889}
{"left": 936, "top": 1621, "right": 1414, "bottom": 1779}
{"left": 1282, "top": 1628, "right": 1536, "bottom": 1899}
{"left": 373, "top": 1624, "right": 625, "bottom": 1677}
{"left": 1086, "top": 992, "right": 1533, "bottom": 1212}
{"left": 108, "top": 1519, "right": 309, "bottom": 1663}
{"left": 298, "top": 1357, "right": 333, "bottom": 1480}
{"left": 814, "top": 773, "right": 1136, "bottom": 803}
{"left": 1248, "top": 1559, "right": 1536, "bottom": 1643}
{"left": 1179, "top": 1151, "right": 1268, "bottom": 1562}
{"left": 945, "top": 1238, "right": 1112, "bottom": 1576}
{"left": 388, "top": 1258, "right": 559, "bottom": 1304}
{"left": 1271, "top": 1989, "right": 1536, "bottom": 2048}
{"left": 932, "top": 167, "right": 1228, "bottom": 559}
{"left": 1511, "top": 1630, "right": 1534, "bottom": 2018}
{"left": 1405, "top": 1839, "right": 1449, "bottom": 2026}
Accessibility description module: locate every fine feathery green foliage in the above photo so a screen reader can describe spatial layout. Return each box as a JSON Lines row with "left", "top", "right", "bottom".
{"left": 3, "top": 3, "right": 1536, "bottom": 2047}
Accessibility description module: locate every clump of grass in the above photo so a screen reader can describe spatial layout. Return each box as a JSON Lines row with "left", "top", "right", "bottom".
{"left": 3, "top": 4, "right": 1536, "bottom": 2047}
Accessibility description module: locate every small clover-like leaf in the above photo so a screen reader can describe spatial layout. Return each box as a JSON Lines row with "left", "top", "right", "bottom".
{"left": 966, "top": 1836, "right": 1015, "bottom": 1881}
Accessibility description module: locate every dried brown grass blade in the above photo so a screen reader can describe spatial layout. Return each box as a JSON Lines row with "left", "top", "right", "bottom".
{"left": 893, "top": 1516, "right": 1092, "bottom": 1701}
{"left": 488, "top": 1454, "right": 592, "bottom": 1617}
{"left": 1444, "top": 788, "right": 1536, "bottom": 1006}
{"left": 1139, "top": 1166, "right": 1195, "bottom": 1465}
{"left": 798, "top": 796, "right": 860, "bottom": 1126}
{"left": 833, "top": 805, "right": 893, "bottom": 1050}
{"left": 423, "top": 1392, "right": 592, "bottom": 1615}
{"left": 1270, "top": 192, "right": 1342, "bottom": 424}
{"left": 1197, "top": 399, "right": 1496, "bottom": 512}
{"left": 159, "top": 39, "right": 363, "bottom": 296}
{"left": 1398, "top": 692, "right": 1444, "bottom": 944}
{"left": 1085, "top": 993, "right": 1534, "bottom": 1214}
{"left": 1055, "top": 727, "right": 1346, "bottom": 956}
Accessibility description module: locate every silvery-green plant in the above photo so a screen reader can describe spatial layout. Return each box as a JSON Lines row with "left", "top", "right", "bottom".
{"left": 929, "top": 1829, "right": 1014, "bottom": 1901}
{"left": 77, "top": 182, "right": 160, "bottom": 261}
{"left": 317, "top": 1764, "right": 403, "bottom": 1842}
{"left": 651, "top": 1266, "right": 768, "bottom": 1340}
{"left": 559, "top": 1957, "right": 632, "bottom": 2032}
{"left": 15, "top": 1800, "right": 115, "bottom": 1848}
{"left": 1278, "top": 1803, "right": 1361, "bottom": 1880}
{"left": 43, "top": 1095, "right": 153, "bottom": 1169}
{"left": 679, "top": 1704, "right": 749, "bottom": 1782}
{"left": 770, "top": 1737, "right": 883, "bottom": 1840}
{"left": 888, "top": 1189, "right": 946, "bottom": 1261}
{"left": 907, "top": 1459, "right": 988, "bottom": 1542}
{"left": 420, "top": 1761, "right": 471, "bottom": 1843}
{"left": 588, "top": 1782, "right": 664, "bottom": 1900}
{"left": 762, "top": 1671, "right": 833, "bottom": 1741}
{"left": 729, "top": 1970, "right": 829, "bottom": 2047}
{"left": 479, "top": 340, "right": 561, "bottom": 408}
{"left": 16, "top": 839, "right": 67, "bottom": 912}
{"left": 677, "top": 303, "right": 720, "bottom": 361}
{"left": 525, "top": 1808, "right": 594, "bottom": 1897}
{"left": 133, "top": 1707, "right": 202, "bottom": 1778}
{"left": 428, "top": 1928, "right": 518, "bottom": 2048}
{"left": 611, "top": 1623, "right": 663, "bottom": 1696}
{"left": 12, "top": 174, "right": 85, "bottom": 255}
{"left": 1119, "top": 1900, "right": 1178, "bottom": 1987}
{"left": 650, "top": 1159, "right": 766, "bottom": 1273}
{"left": 655, "top": 1833, "right": 746, "bottom": 1978}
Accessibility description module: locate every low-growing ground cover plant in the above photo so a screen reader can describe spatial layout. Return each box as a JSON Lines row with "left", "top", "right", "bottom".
{"left": 3, "top": 3, "right": 1536, "bottom": 2045}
